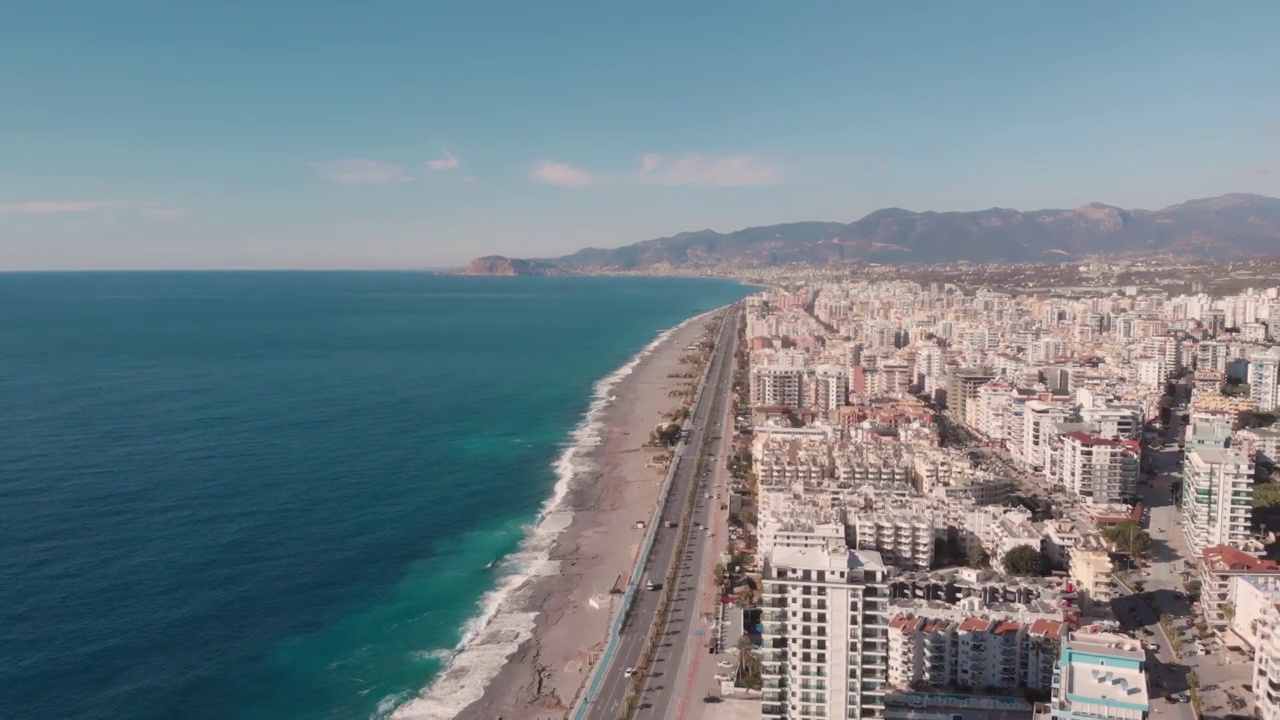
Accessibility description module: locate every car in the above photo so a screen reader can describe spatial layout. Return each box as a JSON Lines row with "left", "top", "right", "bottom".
{"left": 624, "top": 667, "right": 636, "bottom": 677}
{"left": 703, "top": 695, "right": 724, "bottom": 703}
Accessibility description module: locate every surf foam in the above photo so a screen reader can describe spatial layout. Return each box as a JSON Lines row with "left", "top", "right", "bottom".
{"left": 388, "top": 311, "right": 713, "bottom": 720}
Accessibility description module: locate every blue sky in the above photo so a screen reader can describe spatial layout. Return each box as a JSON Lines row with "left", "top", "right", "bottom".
{"left": 2, "top": 1, "right": 1279, "bottom": 269}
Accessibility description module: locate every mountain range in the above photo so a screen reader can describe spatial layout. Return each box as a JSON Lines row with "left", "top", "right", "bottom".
{"left": 461, "top": 194, "right": 1280, "bottom": 273}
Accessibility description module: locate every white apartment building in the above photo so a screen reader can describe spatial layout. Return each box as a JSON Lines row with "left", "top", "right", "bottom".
{"left": 759, "top": 516, "right": 847, "bottom": 560}
{"left": 1237, "top": 427, "right": 1280, "bottom": 466}
{"left": 753, "top": 366, "right": 806, "bottom": 408}
{"left": 761, "top": 546, "right": 892, "bottom": 720}
{"left": 1180, "top": 448, "right": 1254, "bottom": 554}
{"left": 1078, "top": 404, "right": 1142, "bottom": 440}
{"left": 1060, "top": 432, "right": 1139, "bottom": 505}
{"left": 1251, "top": 346, "right": 1280, "bottom": 412}
{"left": 1229, "top": 574, "right": 1280, "bottom": 652}
{"left": 1253, "top": 601, "right": 1280, "bottom": 720}
{"left": 814, "top": 365, "right": 850, "bottom": 411}
{"left": 1021, "top": 401, "right": 1072, "bottom": 473}
{"left": 887, "top": 613, "right": 1063, "bottom": 693}
{"left": 853, "top": 508, "right": 935, "bottom": 570}
{"left": 1198, "top": 545, "right": 1280, "bottom": 636}
{"left": 1134, "top": 356, "right": 1167, "bottom": 393}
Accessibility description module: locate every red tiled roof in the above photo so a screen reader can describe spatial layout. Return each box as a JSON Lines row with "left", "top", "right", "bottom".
{"left": 1029, "top": 619, "right": 1065, "bottom": 637}
{"left": 1202, "top": 544, "right": 1280, "bottom": 573}
{"left": 959, "top": 616, "right": 992, "bottom": 633}
{"left": 1064, "top": 431, "right": 1120, "bottom": 447}
{"left": 993, "top": 621, "right": 1021, "bottom": 635}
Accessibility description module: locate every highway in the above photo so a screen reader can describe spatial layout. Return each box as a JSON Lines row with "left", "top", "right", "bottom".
{"left": 581, "top": 304, "right": 741, "bottom": 720}
{"left": 638, "top": 315, "right": 738, "bottom": 719}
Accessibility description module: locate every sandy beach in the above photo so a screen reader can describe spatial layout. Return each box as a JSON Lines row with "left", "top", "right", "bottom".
{"left": 442, "top": 312, "right": 718, "bottom": 720}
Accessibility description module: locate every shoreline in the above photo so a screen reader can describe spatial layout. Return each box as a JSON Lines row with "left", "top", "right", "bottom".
{"left": 390, "top": 308, "right": 723, "bottom": 720}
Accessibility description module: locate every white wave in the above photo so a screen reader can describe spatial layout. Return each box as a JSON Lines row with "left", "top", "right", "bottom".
{"left": 388, "top": 311, "right": 712, "bottom": 720}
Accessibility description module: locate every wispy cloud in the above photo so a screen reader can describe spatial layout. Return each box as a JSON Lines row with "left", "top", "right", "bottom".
{"left": 0, "top": 200, "right": 187, "bottom": 218}
{"left": 310, "top": 159, "right": 412, "bottom": 184}
{"left": 633, "top": 154, "right": 781, "bottom": 187}
{"left": 143, "top": 207, "right": 188, "bottom": 219}
{"left": 0, "top": 200, "right": 154, "bottom": 214}
{"left": 426, "top": 150, "right": 460, "bottom": 171}
{"left": 1245, "top": 164, "right": 1273, "bottom": 176}
{"left": 532, "top": 160, "right": 592, "bottom": 187}
{"left": 532, "top": 153, "right": 780, "bottom": 188}
{"left": 1268, "top": 121, "right": 1280, "bottom": 132}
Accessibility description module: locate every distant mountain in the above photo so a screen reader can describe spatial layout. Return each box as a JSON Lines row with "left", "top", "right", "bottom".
{"left": 515, "top": 194, "right": 1280, "bottom": 271}
{"left": 449, "top": 255, "right": 560, "bottom": 276}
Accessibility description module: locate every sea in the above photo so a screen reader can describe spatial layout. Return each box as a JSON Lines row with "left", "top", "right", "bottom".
{"left": 0, "top": 272, "right": 752, "bottom": 720}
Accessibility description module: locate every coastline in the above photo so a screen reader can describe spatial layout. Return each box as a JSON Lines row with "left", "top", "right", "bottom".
{"left": 390, "top": 308, "right": 722, "bottom": 720}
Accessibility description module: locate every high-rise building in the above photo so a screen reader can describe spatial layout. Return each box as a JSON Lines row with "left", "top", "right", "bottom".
{"left": 1060, "top": 432, "right": 1139, "bottom": 505}
{"left": 761, "top": 547, "right": 891, "bottom": 720}
{"left": 1180, "top": 448, "right": 1254, "bottom": 553}
{"left": 1250, "top": 346, "right": 1280, "bottom": 412}
{"left": 752, "top": 367, "right": 805, "bottom": 408}
{"left": 813, "top": 365, "right": 850, "bottom": 411}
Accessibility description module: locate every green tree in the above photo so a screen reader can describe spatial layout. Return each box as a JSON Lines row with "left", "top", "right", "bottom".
{"left": 1001, "top": 545, "right": 1046, "bottom": 576}
{"left": 713, "top": 563, "right": 727, "bottom": 587}
{"left": 967, "top": 544, "right": 991, "bottom": 569}
{"left": 1254, "top": 482, "right": 1280, "bottom": 508}
{"left": 1101, "top": 520, "right": 1152, "bottom": 560}
{"left": 1186, "top": 669, "right": 1200, "bottom": 690}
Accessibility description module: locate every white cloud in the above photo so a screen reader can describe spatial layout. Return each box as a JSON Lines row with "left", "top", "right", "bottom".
{"left": 143, "top": 208, "right": 188, "bottom": 219}
{"left": 310, "top": 159, "right": 412, "bottom": 184}
{"left": 531, "top": 153, "right": 780, "bottom": 188}
{"left": 532, "top": 160, "right": 592, "bottom": 187}
{"left": 635, "top": 154, "right": 780, "bottom": 187}
{"left": 426, "top": 150, "right": 460, "bottom": 171}
{"left": 0, "top": 200, "right": 153, "bottom": 214}
{"left": 0, "top": 200, "right": 188, "bottom": 217}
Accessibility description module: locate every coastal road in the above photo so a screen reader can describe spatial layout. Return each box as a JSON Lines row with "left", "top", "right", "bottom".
{"left": 582, "top": 305, "right": 741, "bottom": 720}
{"left": 638, "top": 325, "right": 738, "bottom": 719}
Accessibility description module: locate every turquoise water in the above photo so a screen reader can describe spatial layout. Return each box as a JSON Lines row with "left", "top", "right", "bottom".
{"left": 0, "top": 272, "right": 751, "bottom": 720}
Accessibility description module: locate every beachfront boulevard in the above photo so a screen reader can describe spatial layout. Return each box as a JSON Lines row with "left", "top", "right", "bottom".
{"left": 580, "top": 304, "right": 741, "bottom": 720}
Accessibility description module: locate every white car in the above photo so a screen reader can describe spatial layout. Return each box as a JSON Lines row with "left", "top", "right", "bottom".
{"left": 624, "top": 667, "right": 636, "bottom": 677}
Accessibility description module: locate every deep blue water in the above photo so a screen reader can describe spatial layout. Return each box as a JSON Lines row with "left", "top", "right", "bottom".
{"left": 0, "top": 272, "right": 750, "bottom": 720}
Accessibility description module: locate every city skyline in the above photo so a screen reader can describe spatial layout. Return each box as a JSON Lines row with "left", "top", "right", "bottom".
{"left": 3, "top": 1, "right": 1279, "bottom": 269}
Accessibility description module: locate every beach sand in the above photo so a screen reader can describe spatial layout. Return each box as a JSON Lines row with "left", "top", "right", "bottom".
{"left": 452, "top": 314, "right": 717, "bottom": 720}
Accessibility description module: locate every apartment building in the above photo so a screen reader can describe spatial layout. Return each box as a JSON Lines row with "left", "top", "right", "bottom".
{"left": 852, "top": 507, "right": 935, "bottom": 570}
{"left": 1068, "top": 541, "right": 1117, "bottom": 611}
{"left": 1237, "top": 427, "right": 1280, "bottom": 466}
{"left": 1180, "top": 448, "right": 1254, "bottom": 554}
{"left": 1198, "top": 545, "right": 1280, "bottom": 635}
{"left": 753, "top": 366, "right": 806, "bottom": 408}
{"left": 814, "top": 365, "right": 850, "bottom": 412}
{"left": 947, "top": 369, "right": 995, "bottom": 431}
{"left": 1253, "top": 601, "right": 1280, "bottom": 720}
{"left": 1048, "top": 630, "right": 1150, "bottom": 720}
{"left": 1021, "top": 401, "right": 1072, "bottom": 474}
{"left": 761, "top": 546, "right": 892, "bottom": 720}
{"left": 887, "top": 613, "right": 1064, "bottom": 693}
{"left": 1228, "top": 574, "right": 1280, "bottom": 652}
{"left": 1059, "top": 432, "right": 1139, "bottom": 505}
{"left": 1078, "top": 404, "right": 1142, "bottom": 440}
{"left": 1251, "top": 346, "right": 1280, "bottom": 412}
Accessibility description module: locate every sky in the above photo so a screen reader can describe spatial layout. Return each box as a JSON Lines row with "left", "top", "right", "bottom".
{"left": 2, "top": 1, "right": 1279, "bottom": 270}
